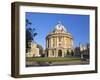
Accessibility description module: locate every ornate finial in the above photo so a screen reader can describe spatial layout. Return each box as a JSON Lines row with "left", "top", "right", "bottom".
{"left": 58, "top": 21, "right": 62, "bottom": 25}
{"left": 57, "top": 21, "right": 62, "bottom": 28}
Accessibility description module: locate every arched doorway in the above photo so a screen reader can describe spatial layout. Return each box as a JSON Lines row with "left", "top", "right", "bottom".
{"left": 58, "top": 50, "right": 62, "bottom": 57}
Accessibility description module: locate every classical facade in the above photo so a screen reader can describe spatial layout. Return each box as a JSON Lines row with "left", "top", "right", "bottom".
{"left": 45, "top": 22, "right": 73, "bottom": 57}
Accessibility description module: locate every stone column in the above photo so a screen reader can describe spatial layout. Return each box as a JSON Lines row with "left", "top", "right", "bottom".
{"left": 52, "top": 37, "right": 54, "bottom": 48}
{"left": 49, "top": 38, "right": 51, "bottom": 48}
{"left": 56, "top": 49, "right": 58, "bottom": 57}
{"left": 54, "top": 37, "right": 55, "bottom": 48}
{"left": 56, "top": 36, "right": 57, "bottom": 47}
{"left": 51, "top": 37, "right": 52, "bottom": 48}
{"left": 63, "top": 36, "right": 64, "bottom": 47}
{"left": 57, "top": 36, "right": 58, "bottom": 47}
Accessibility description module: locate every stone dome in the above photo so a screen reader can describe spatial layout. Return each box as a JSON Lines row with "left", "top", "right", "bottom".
{"left": 53, "top": 21, "right": 67, "bottom": 33}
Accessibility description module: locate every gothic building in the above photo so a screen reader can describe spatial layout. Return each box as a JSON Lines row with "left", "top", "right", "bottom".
{"left": 45, "top": 22, "right": 73, "bottom": 57}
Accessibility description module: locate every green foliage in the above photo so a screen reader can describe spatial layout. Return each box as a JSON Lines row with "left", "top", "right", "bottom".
{"left": 67, "top": 50, "right": 70, "bottom": 55}
{"left": 26, "top": 19, "right": 38, "bottom": 53}
{"left": 71, "top": 50, "right": 74, "bottom": 56}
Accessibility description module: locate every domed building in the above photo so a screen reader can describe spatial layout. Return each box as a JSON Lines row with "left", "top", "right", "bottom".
{"left": 45, "top": 22, "right": 73, "bottom": 57}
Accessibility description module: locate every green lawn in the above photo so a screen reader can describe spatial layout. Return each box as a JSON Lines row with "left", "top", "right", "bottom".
{"left": 26, "top": 57, "right": 80, "bottom": 62}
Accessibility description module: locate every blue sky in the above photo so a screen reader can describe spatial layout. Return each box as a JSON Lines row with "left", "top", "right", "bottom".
{"left": 26, "top": 12, "right": 89, "bottom": 49}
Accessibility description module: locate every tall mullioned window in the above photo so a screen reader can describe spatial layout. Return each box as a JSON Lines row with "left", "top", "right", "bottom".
{"left": 59, "top": 36, "right": 61, "bottom": 42}
{"left": 53, "top": 38, "right": 55, "bottom": 47}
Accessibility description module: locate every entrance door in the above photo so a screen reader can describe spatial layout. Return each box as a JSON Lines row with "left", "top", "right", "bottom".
{"left": 58, "top": 50, "right": 62, "bottom": 57}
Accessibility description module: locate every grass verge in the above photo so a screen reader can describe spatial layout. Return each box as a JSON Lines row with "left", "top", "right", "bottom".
{"left": 26, "top": 57, "right": 80, "bottom": 62}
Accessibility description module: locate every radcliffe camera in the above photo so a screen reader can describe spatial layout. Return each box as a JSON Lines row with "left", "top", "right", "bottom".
{"left": 25, "top": 12, "right": 90, "bottom": 67}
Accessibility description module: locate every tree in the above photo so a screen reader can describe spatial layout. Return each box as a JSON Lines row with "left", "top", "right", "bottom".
{"left": 26, "top": 28, "right": 33, "bottom": 53}
{"left": 26, "top": 19, "right": 38, "bottom": 53}
{"left": 28, "top": 27, "right": 38, "bottom": 42}
{"left": 67, "top": 50, "right": 70, "bottom": 55}
{"left": 71, "top": 50, "right": 74, "bottom": 56}
{"left": 26, "top": 19, "right": 32, "bottom": 26}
